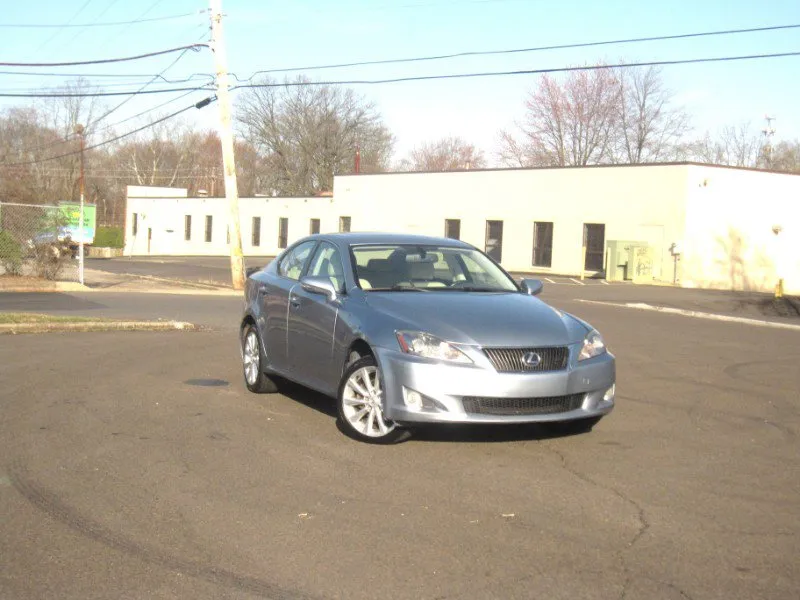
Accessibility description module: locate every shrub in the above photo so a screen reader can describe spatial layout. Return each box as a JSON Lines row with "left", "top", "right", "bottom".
{"left": 93, "top": 226, "right": 124, "bottom": 248}
{"left": 0, "top": 230, "right": 23, "bottom": 275}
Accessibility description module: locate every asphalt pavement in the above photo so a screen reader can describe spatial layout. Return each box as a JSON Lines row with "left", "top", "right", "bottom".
{"left": 1, "top": 287, "right": 799, "bottom": 599}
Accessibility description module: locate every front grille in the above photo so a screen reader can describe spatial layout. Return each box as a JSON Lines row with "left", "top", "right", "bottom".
{"left": 462, "top": 394, "right": 584, "bottom": 416}
{"left": 483, "top": 346, "right": 569, "bottom": 373}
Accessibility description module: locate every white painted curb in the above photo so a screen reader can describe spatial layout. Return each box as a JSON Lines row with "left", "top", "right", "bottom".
{"left": 576, "top": 300, "right": 800, "bottom": 332}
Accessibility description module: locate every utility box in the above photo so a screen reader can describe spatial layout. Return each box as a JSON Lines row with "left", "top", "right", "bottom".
{"left": 606, "top": 240, "right": 649, "bottom": 282}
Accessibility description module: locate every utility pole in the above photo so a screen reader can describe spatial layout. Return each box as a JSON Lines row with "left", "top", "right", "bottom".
{"left": 75, "top": 123, "right": 86, "bottom": 286}
{"left": 209, "top": 0, "right": 245, "bottom": 290}
{"left": 762, "top": 115, "right": 776, "bottom": 169}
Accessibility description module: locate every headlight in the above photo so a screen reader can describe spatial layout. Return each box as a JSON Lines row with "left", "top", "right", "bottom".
{"left": 396, "top": 331, "right": 472, "bottom": 364}
{"left": 578, "top": 330, "right": 606, "bottom": 361}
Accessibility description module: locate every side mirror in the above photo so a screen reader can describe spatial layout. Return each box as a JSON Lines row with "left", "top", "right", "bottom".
{"left": 301, "top": 275, "right": 339, "bottom": 300}
{"left": 520, "top": 278, "right": 544, "bottom": 296}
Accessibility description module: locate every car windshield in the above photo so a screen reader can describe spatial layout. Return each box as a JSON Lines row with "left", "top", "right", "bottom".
{"left": 351, "top": 244, "right": 519, "bottom": 292}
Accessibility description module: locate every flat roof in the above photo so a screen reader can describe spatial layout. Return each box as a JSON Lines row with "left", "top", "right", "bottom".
{"left": 339, "top": 161, "right": 800, "bottom": 178}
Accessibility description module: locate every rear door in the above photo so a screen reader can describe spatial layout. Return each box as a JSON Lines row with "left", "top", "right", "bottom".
{"left": 261, "top": 240, "right": 317, "bottom": 373}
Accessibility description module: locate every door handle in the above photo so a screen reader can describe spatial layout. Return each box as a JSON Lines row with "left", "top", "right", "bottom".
{"left": 290, "top": 297, "right": 301, "bottom": 309}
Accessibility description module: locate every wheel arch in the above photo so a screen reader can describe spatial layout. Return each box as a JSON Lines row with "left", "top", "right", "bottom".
{"left": 342, "top": 338, "right": 375, "bottom": 376}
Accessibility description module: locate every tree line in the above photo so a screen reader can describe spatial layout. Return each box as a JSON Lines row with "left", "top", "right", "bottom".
{"left": 1, "top": 69, "right": 797, "bottom": 226}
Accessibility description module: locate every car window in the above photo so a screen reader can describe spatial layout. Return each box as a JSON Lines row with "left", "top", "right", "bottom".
{"left": 278, "top": 240, "right": 317, "bottom": 280}
{"left": 351, "top": 244, "right": 517, "bottom": 291}
{"left": 307, "top": 242, "right": 345, "bottom": 291}
{"left": 458, "top": 253, "right": 497, "bottom": 285}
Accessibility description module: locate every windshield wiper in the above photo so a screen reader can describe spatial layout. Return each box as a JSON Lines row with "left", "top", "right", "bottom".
{"left": 368, "top": 285, "right": 429, "bottom": 292}
{"left": 437, "top": 285, "right": 507, "bottom": 292}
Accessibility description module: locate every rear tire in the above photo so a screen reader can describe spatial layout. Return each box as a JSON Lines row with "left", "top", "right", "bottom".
{"left": 242, "top": 324, "right": 278, "bottom": 393}
{"left": 544, "top": 416, "right": 602, "bottom": 436}
{"left": 337, "top": 356, "right": 409, "bottom": 444}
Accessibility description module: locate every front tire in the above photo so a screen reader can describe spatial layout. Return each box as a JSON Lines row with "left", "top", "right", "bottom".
{"left": 337, "top": 356, "right": 408, "bottom": 444}
{"left": 242, "top": 325, "right": 278, "bottom": 393}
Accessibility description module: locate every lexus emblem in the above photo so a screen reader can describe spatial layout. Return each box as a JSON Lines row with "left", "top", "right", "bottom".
{"left": 521, "top": 352, "right": 541, "bottom": 368}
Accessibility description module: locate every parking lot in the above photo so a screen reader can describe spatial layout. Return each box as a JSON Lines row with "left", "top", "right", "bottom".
{"left": 1, "top": 280, "right": 798, "bottom": 599}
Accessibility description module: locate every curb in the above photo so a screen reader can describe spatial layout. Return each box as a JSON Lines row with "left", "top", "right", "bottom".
{"left": 0, "top": 320, "right": 199, "bottom": 335}
{"left": 576, "top": 299, "right": 800, "bottom": 331}
{"left": 116, "top": 273, "right": 231, "bottom": 290}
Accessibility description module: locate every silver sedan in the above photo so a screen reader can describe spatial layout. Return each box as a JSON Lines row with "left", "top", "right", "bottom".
{"left": 240, "top": 233, "right": 615, "bottom": 443}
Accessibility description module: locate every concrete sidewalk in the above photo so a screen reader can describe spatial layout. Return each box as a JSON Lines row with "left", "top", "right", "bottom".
{"left": 0, "top": 269, "right": 241, "bottom": 296}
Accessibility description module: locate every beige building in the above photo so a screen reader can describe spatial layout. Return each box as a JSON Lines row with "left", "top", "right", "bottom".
{"left": 124, "top": 163, "right": 800, "bottom": 294}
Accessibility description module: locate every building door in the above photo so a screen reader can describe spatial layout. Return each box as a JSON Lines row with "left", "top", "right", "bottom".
{"left": 485, "top": 220, "right": 503, "bottom": 263}
{"left": 583, "top": 223, "right": 605, "bottom": 271}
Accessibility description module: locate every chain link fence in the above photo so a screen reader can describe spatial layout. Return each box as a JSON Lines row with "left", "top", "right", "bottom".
{"left": 0, "top": 202, "right": 80, "bottom": 282}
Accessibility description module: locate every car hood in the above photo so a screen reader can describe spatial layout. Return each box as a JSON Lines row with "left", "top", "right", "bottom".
{"left": 363, "top": 291, "right": 588, "bottom": 347}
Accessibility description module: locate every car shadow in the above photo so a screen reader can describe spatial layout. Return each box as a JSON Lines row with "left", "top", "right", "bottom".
{"left": 408, "top": 423, "right": 584, "bottom": 444}
{"left": 270, "top": 379, "right": 593, "bottom": 444}
{"left": 273, "top": 378, "right": 338, "bottom": 418}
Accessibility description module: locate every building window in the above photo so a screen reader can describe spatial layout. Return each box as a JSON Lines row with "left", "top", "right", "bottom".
{"left": 532, "top": 222, "right": 553, "bottom": 268}
{"left": 184, "top": 215, "right": 192, "bottom": 241}
{"left": 132, "top": 213, "right": 138, "bottom": 236}
{"left": 252, "top": 216, "right": 261, "bottom": 247}
{"left": 310, "top": 218, "right": 320, "bottom": 235}
{"left": 583, "top": 223, "right": 606, "bottom": 271}
{"left": 278, "top": 217, "right": 288, "bottom": 249}
{"left": 445, "top": 219, "right": 461, "bottom": 240}
{"left": 205, "top": 215, "right": 213, "bottom": 243}
{"left": 227, "top": 227, "right": 230, "bottom": 245}
{"left": 339, "top": 216, "right": 351, "bottom": 232}
{"left": 485, "top": 220, "right": 503, "bottom": 263}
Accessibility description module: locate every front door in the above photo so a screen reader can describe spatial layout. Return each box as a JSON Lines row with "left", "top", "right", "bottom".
{"left": 583, "top": 223, "right": 606, "bottom": 271}
{"left": 262, "top": 240, "right": 317, "bottom": 374}
{"left": 287, "top": 242, "right": 344, "bottom": 393}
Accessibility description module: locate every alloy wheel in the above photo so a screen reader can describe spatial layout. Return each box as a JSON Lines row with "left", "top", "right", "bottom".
{"left": 341, "top": 365, "right": 396, "bottom": 438}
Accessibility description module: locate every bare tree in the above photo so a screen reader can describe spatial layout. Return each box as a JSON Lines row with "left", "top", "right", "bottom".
{"left": 236, "top": 78, "right": 394, "bottom": 196}
{"left": 400, "top": 137, "right": 486, "bottom": 171}
{"left": 499, "top": 66, "right": 691, "bottom": 167}
{"left": 498, "top": 68, "right": 621, "bottom": 167}
{"left": 689, "top": 122, "right": 763, "bottom": 168}
{"left": 766, "top": 140, "right": 800, "bottom": 173}
{"left": 612, "top": 66, "right": 691, "bottom": 163}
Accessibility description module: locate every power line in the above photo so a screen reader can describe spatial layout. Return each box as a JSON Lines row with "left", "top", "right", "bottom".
{"left": 232, "top": 22, "right": 800, "bottom": 80}
{"left": 89, "top": 39, "right": 206, "bottom": 129}
{"left": 0, "top": 85, "right": 211, "bottom": 98}
{"left": 0, "top": 77, "right": 212, "bottom": 92}
{"left": 0, "top": 96, "right": 216, "bottom": 167}
{"left": 0, "top": 11, "right": 200, "bottom": 28}
{"left": 0, "top": 70, "right": 212, "bottom": 82}
{"left": 4, "top": 89, "right": 209, "bottom": 157}
{"left": 231, "top": 51, "right": 800, "bottom": 90}
{"left": 0, "top": 43, "right": 206, "bottom": 68}
{"left": 33, "top": 0, "right": 94, "bottom": 54}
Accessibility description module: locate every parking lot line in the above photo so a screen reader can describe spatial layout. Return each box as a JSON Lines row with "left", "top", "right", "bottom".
{"left": 569, "top": 278, "right": 586, "bottom": 286}
{"left": 576, "top": 299, "right": 800, "bottom": 331}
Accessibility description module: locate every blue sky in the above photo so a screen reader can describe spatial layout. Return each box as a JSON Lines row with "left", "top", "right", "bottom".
{"left": 3, "top": 0, "right": 799, "bottom": 163}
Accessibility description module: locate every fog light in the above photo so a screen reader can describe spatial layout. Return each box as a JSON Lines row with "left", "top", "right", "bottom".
{"left": 603, "top": 384, "right": 616, "bottom": 402}
{"left": 403, "top": 388, "right": 423, "bottom": 409}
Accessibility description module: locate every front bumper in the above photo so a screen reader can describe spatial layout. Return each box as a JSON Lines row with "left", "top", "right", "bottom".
{"left": 374, "top": 346, "right": 615, "bottom": 425}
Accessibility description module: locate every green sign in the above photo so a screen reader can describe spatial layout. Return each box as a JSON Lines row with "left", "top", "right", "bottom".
{"left": 59, "top": 203, "right": 96, "bottom": 244}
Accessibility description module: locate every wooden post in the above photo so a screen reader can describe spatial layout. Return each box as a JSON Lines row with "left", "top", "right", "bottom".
{"left": 210, "top": 0, "right": 245, "bottom": 290}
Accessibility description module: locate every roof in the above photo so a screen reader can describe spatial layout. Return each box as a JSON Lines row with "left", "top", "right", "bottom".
{"left": 335, "top": 161, "right": 800, "bottom": 178}
{"left": 311, "top": 232, "right": 473, "bottom": 247}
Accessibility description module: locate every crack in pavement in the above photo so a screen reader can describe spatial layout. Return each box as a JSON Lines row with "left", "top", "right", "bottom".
{"left": 541, "top": 442, "right": 651, "bottom": 600}
{"left": 8, "top": 459, "right": 319, "bottom": 600}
